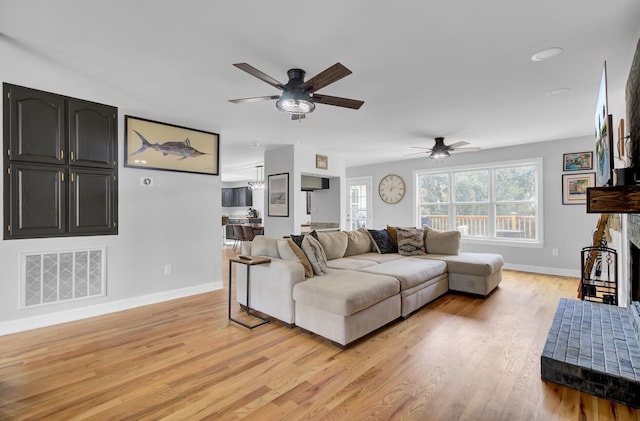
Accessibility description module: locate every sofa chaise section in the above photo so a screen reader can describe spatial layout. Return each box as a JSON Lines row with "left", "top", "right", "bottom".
{"left": 292, "top": 269, "right": 401, "bottom": 347}
{"left": 419, "top": 252, "right": 504, "bottom": 296}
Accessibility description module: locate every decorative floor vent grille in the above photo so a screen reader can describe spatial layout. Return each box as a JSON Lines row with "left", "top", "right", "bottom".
{"left": 21, "top": 248, "right": 106, "bottom": 308}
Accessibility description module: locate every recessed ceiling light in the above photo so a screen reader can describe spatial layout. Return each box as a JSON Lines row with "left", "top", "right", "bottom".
{"left": 546, "top": 88, "right": 571, "bottom": 96}
{"left": 531, "top": 47, "right": 563, "bottom": 62}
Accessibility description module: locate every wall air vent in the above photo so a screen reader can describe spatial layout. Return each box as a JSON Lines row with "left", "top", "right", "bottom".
{"left": 21, "top": 248, "right": 106, "bottom": 308}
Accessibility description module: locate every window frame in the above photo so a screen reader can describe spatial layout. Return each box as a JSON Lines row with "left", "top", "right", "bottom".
{"left": 414, "top": 158, "right": 544, "bottom": 248}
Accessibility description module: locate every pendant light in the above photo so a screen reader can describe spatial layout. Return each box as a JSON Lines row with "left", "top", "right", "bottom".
{"left": 248, "top": 165, "right": 264, "bottom": 190}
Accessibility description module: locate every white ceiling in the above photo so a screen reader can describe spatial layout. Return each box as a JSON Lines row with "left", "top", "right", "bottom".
{"left": 2, "top": 1, "right": 640, "bottom": 182}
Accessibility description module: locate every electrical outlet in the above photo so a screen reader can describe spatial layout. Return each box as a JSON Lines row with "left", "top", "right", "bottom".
{"left": 552, "top": 249, "right": 559, "bottom": 257}
{"left": 164, "top": 264, "right": 172, "bottom": 275}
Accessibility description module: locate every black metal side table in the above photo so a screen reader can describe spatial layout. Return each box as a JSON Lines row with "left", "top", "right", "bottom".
{"left": 228, "top": 255, "right": 271, "bottom": 329}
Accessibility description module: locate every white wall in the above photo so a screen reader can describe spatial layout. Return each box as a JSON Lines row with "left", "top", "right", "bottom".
{"left": 0, "top": 47, "right": 222, "bottom": 334}
{"left": 311, "top": 177, "right": 341, "bottom": 224}
{"left": 347, "top": 136, "right": 600, "bottom": 276}
{"left": 265, "top": 145, "right": 346, "bottom": 238}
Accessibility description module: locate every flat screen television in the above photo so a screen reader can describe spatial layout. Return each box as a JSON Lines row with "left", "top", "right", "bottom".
{"left": 595, "top": 62, "right": 614, "bottom": 186}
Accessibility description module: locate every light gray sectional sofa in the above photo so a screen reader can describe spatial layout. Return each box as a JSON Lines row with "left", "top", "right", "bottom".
{"left": 236, "top": 227, "right": 503, "bottom": 347}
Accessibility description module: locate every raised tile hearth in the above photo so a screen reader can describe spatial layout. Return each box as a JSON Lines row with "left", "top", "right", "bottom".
{"left": 541, "top": 298, "right": 640, "bottom": 407}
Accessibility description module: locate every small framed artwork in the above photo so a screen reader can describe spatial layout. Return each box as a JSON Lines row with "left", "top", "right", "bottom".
{"left": 316, "top": 154, "right": 328, "bottom": 170}
{"left": 562, "top": 172, "right": 595, "bottom": 205}
{"left": 268, "top": 173, "right": 289, "bottom": 217}
{"left": 563, "top": 151, "right": 593, "bottom": 171}
{"left": 125, "top": 115, "right": 220, "bottom": 175}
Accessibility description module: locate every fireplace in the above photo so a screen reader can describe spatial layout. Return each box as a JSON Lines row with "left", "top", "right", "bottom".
{"left": 541, "top": 216, "right": 640, "bottom": 408}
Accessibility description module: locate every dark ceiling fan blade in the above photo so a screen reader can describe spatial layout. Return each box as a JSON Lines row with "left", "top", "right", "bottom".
{"left": 233, "top": 63, "right": 285, "bottom": 89}
{"left": 313, "top": 94, "right": 364, "bottom": 109}
{"left": 446, "top": 141, "right": 470, "bottom": 149}
{"left": 410, "top": 146, "right": 431, "bottom": 149}
{"left": 228, "top": 95, "right": 280, "bottom": 104}
{"left": 403, "top": 151, "right": 430, "bottom": 156}
{"left": 291, "top": 113, "right": 306, "bottom": 121}
{"left": 299, "top": 63, "right": 352, "bottom": 93}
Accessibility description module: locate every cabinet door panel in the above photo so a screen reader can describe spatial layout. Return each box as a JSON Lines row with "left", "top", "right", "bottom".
{"left": 222, "top": 188, "right": 233, "bottom": 207}
{"left": 244, "top": 187, "right": 253, "bottom": 206}
{"left": 6, "top": 85, "right": 65, "bottom": 164}
{"left": 68, "top": 99, "right": 117, "bottom": 168}
{"left": 69, "top": 168, "right": 117, "bottom": 235}
{"left": 7, "top": 163, "right": 65, "bottom": 238}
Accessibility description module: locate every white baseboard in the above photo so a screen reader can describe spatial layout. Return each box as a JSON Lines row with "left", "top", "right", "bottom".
{"left": 504, "top": 263, "right": 579, "bottom": 278}
{"left": 0, "top": 281, "right": 223, "bottom": 336}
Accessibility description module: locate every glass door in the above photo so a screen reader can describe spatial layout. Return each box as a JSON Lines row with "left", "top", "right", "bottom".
{"left": 346, "top": 177, "right": 372, "bottom": 230}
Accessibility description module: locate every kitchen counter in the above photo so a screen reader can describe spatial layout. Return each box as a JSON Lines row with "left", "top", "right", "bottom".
{"left": 301, "top": 222, "right": 340, "bottom": 233}
{"left": 226, "top": 217, "right": 262, "bottom": 224}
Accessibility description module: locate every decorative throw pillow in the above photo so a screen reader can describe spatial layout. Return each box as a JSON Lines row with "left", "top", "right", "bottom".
{"left": 367, "top": 229, "right": 397, "bottom": 254}
{"left": 397, "top": 227, "right": 427, "bottom": 256}
{"left": 276, "top": 239, "right": 314, "bottom": 278}
{"left": 317, "top": 231, "right": 348, "bottom": 260}
{"left": 386, "top": 225, "right": 399, "bottom": 246}
{"left": 345, "top": 228, "right": 374, "bottom": 256}
{"left": 386, "top": 225, "right": 416, "bottom": 246}
{"left": 301, "top": 234, "right": 328, "bottom": 275}
{"left": 250, "top": 236, "right": 280, "bottom": 258}
{"left": 424, "top": 226, "right": 461, "bottom": 255}
{"left": 290, "top": 230, "right": 319, "bottom": 249}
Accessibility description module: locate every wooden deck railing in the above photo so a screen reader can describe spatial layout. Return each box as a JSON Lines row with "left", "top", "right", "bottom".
{"left": 426, "top": 214, "right": 536, "bottom": 239}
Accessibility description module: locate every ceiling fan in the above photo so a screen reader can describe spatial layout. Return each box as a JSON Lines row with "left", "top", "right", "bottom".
{"left": 406, "top": 137, "right": 480, "bottom": 159}
{"left": 228, "top": 62, "right": 364, "bottom": 120}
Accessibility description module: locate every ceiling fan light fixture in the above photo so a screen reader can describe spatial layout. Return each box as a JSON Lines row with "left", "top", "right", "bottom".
{"left": 276, "top": 90, "right": 315, "bottom": 114}
{"left": 430, "top": 149, "right": 450, "bottom": 159}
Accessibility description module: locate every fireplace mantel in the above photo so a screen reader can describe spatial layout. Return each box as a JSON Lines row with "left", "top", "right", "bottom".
{"left": 587, "top": 186, "right": 640, "bottom": 213}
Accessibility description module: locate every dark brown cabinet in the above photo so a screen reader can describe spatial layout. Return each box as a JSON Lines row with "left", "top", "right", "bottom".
{"left": 7, "top": 87, "right": 65, "bottom": 165}
{"left": 222, "top": 187, "right": 252, "bottom": 207}
{"left": 8, "top": 163, "right": 66, "bottom": 237}
{"left": 3, "top": 83, "right": 118, "bottom": 239}
{"left": 68, "top": 99, "right": 117, "bottom": 168}
{"left": 69, "top": 168, "right": 117, "bottom": 234}
{"left": 222, "top": 188, "right": 234, "bottom": 207}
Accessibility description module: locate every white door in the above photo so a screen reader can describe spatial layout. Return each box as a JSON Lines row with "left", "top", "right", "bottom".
{"left": 346, "top": 177, "right": 372, "bottom": 230}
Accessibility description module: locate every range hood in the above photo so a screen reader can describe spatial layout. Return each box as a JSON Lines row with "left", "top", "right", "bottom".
{"left": 301, "top": 175, "right": 330, "bottom": 191}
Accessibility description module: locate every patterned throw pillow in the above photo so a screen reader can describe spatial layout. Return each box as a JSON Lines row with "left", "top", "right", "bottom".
{"left": 386, "top": 225, "right": 416, "bottom": 246}
{"left": 367, "top": 229, "right": 397, "bottom": 254}
{"left": 301, "top": 234, "right": 328, "bottom": 275}
{"left": 290, "top": 230, "right": 319, "bottom": 249}
{"left": 397, "top": 228, "right": 427, "bottom": 256}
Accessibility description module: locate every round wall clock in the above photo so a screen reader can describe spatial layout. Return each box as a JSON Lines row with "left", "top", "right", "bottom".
{"left": 378, "top": 174, "right": 406, "bottom": 204}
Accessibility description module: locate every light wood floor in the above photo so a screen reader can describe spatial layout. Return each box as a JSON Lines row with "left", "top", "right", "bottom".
{"left": 1, "top": 248, "right": 638, "bottom": 420}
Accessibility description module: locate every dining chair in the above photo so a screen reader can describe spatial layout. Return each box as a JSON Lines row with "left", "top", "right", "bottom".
{"left": 232, "top": 225, "right": 245, "bottom": 251}
{"left": 242, "top": 225, "right": 255, "bottom": 243}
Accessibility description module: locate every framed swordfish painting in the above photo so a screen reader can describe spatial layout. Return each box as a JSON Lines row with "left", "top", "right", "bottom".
{"left": 125, "top": 115, "right": 220, "bottom": 175}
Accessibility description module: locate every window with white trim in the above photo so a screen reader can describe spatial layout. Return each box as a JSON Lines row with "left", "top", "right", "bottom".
{"left": 416, "top": 159, "right": 542, "bottom": 244}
